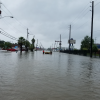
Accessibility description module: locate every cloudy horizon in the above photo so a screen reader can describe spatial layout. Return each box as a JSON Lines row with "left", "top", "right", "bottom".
{"left": 0, "top": 0, "right": 99, "bottom": 49}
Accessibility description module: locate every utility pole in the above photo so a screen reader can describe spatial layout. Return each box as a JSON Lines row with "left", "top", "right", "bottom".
{"left": 69, "top": 25, "right": 71, "bottom": 53}
{"left": 27, "top": 28, "right": 29, "bottom": 40}
{"left": 95, "top": 37, "right": 96, "bottom": 44}
{"left": 54, "top": 42, "right": 56, "bottom": 51}
{"left": 90, "top": 1, "right": 94, "bottom": 58}
{"left": 52, "top": 44, "right": 53, "bottom": 51}
{"left": 36, "top": 39, "right": 38, "bottom": 51}
{"left": 25, "top": 28, "right": 29, "bottom": 51}
{"left": 59, "top": 34, "right": 61, "bottom": 51}
{"left": 0, "top": 1, "right": 2, "bottom": 17}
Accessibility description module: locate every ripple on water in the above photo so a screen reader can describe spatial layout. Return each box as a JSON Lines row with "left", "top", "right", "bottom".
{"left": 0, "top": 51, "right": 100, "bottom": 100}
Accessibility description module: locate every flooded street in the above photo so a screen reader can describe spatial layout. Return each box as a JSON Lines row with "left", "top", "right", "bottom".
{"left": 0, "top": 51, "right": 100, "bottom": 100}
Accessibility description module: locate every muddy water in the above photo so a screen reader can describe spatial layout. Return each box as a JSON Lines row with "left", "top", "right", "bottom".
{"left": 0, "top": 51, "right": 100, "bottom": 100}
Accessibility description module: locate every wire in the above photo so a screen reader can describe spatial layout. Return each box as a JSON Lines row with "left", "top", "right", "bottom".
{"left": 72, "top": 10, "right": 90, "bottom": 28}
{"left": 94, "top": 2, "right": 100, "bottom": 7}
{"left": 70, "top": 2, "right": 90, "bottom": 25}
{"left": 0, "top": 31, "right": 18, "bottom": 40}
{"left": 72, "top": 9, "right": 90, "bottom": 26}
{"left": 0, "top": 2, "right": 28, "bottom": 39}
{"left": 75, "top": 29, "right": 100, "bottom": 41}
{"left": 0, "top": 28, "right": 18, "bottom": 40}
{"left": 0, "top": 31, "right": 17, "bottom": 40}
{"left": 1, "top": 5, "right": 10, "bottom": 16}
{"left": 75, "top": 20, "right": 90, "bottom": 30}
{"left": 1, "top": 1, "right": 35, "bottom": 37}
{"left": 1, "top": 17, "right": 26, "bottom": 35}
{"left": 1, "top": 2, "right": 33, "bottom": 31}
{"left": 0, "top": 9, "right": 26, "bottom": 35}
{"left": 94, "top": 30, "right": 100, "bottom": 32}
{"left": 94, "top": 0, "right": 99, "bottom": 3}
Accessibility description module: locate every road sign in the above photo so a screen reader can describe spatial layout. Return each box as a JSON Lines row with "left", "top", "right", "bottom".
{"left": 68, "top": 40, "right": 76, "bottom": 44}
{"left": 55, "top": 41, "right": 62, "bottom": 42}
{"left": 70, "top": 46, "right": 74, "bottom": 49}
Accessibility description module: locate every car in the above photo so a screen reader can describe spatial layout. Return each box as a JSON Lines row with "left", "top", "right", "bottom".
{"left": 44, "top": 50, "right": 52, "bottom": 54}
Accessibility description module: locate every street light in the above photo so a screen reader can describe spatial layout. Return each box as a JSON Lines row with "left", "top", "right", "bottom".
{"left": 0, "top": 16, "right": 14, "bottom": 19}
{"left": 0, "top": 2, "right": 13, "bottom": 19}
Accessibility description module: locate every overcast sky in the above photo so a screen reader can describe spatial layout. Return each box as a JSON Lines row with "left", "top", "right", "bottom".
{"left": 0, "top": 0, "right": 99, "bottom": 49}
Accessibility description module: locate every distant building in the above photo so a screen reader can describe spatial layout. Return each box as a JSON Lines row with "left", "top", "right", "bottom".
{"left": 95, "top": 44, "right": 100, "bottom": 50}
{"left": 12, "top": 44, "right": 20, "bottom": 50}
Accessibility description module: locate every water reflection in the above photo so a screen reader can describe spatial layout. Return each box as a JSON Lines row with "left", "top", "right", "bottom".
{"left": 0, "top": 51, "right": 100, "bottom": 100}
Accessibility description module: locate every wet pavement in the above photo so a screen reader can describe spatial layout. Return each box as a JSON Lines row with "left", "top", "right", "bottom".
{"left": 0, "top": 50, "right": 100, "bottom": 100}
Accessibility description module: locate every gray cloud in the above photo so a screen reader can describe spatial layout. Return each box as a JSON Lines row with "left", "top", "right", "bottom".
{"left": 0, "top": 0, "right": 99, "bottom": 49}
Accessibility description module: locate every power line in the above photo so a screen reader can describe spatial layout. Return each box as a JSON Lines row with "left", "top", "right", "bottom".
{"left": 1, "top": 14, "right": 26, "bottom": 35}
{"left": 1, "top": 5, "right": 10, "bottom": 16}
{"left": 1, "top": 1, "right": 35, "bottom": 38}
{"left": 0, "top": 31, "right": 18, "bottom": 40}
{"left": 71, "top": 2, "right": 90, "bottom": 26}
{"left": 94, "top": 0, "right": 99, "bottom": 3}
{"left": 73, "top": 11, "right": 89, "bottom": 29}
{"left": 0, "top": 28, "right": 18, "bottom": 40}
{"left": 94, "top": 30, "right": 100, "bottom": 32}
{"left": 72, "top": 10, "right": 90, "bottom": 28}
{"left": 1, "top": 4, "right": 27, "bottom": 29}
{"left": 1, "top": 2, "right": 32, "bottom": 31}
{"left": 0, "top": 8, "right": 28, "bottom": 38}
{"left": 75, "top": 20, "right": 90, "bottom": 30}
{"left": 94, "top": 2, "right": 100, "bottom": 7}
{"left": 75, "top": 29, "right": 100, "bottom": 41}
{"left": 0, "top": 2, "right": 27, "bottom": 39}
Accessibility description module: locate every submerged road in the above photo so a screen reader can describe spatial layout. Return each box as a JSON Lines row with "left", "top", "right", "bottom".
{"left": 0, "top": 51, "right": 100, "bottom": 100}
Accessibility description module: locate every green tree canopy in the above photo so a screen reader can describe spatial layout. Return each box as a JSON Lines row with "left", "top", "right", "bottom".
{"left": 92, "top": 44, "right": 98, "bottom": 51}
{"left": 31, "top": 38, "right": 35, "bottom": 49}
{"left": 18, "top": 37, "right": 25, "bottom": 52}
{"left": 81, "top": 36, "right": 97, "bottom": 51}
{"left": 4, "top": 42, "right": 12, "bottom": 49}
{"left": 18, "top": 37, "right": 25, "bottom": 45}
{"left": 0, "top": 41, "right": 12, "bottom": 49}
{"left": 25, "top": 40, "right": 30, "bottom": 47}
{"left": 0, "top": 41, "right": 5, "bottom": 48}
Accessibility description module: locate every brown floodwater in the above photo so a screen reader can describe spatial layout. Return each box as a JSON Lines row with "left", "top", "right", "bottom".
{"left": 0, "top": 50, "right": 100, "bottom": 100}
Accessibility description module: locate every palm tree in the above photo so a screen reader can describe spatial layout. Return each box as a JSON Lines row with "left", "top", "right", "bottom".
{"left": 18, "top": 37, "right": 25, "bottom": 52}
{"left": 31, "top": 38, "right": 35, "bottom": 50}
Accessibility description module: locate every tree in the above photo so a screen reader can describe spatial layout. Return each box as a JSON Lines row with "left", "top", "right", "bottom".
{"left": 4, "top": 42, "right": 12, "bottom": 49}
{"left": 18, "top": 37, "right": 25, "bottom": 52}
{"left": 25, "top": 40, "right": 30, "bottom": 51}
{"left": 31, "top": 38, "right": 35, "bottom": 49}
{"left": 0, "top": 41, "right": 5, "bottom": 48}
{"left": 81, "top": 36, "right": 94, "bottom": 50}
{"left": 29, "top": 44, "right": 34, "bottom": 51}
{"left": 92, "top": 44, "right": 98, "bottom": 51}
{"left": 0, "top": 41, "right": 12, "bottom": 49}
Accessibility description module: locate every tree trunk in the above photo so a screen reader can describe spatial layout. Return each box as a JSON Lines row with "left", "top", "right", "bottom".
{"left": 20, "top": 44, "right": 22, "bottom": 52}
{"left": 25, "top": 46, "right": 28, "bottom": 52}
